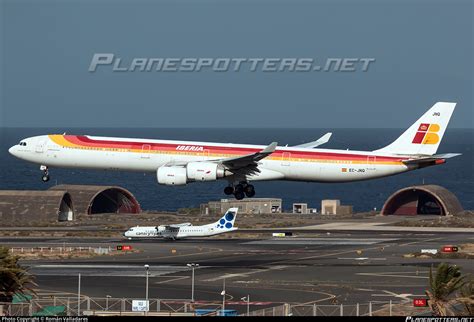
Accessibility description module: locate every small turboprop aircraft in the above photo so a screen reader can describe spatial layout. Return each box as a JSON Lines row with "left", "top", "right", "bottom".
{"left": 123, "top": 208, "right": 238, "bottom": 240}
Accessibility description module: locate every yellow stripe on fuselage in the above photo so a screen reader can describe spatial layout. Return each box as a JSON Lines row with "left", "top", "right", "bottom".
{"left": 48, "top": 135, "right": 403, "bottom": 166}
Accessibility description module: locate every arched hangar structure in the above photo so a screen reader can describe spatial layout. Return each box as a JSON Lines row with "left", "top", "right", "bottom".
{"left": 50, "top": 185, "right": 141, "bottom": 215}
{"left": 0, "top": 190, "right": 74, "bottom": 222}
{"left": 381, "top": 185, "right": 463, "bottom": 216}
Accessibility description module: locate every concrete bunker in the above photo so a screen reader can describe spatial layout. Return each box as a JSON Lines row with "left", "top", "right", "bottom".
{"left": 50, "top": 185, "right": 141, "bottom": 215}
{"left": 381, "top": 185, "right": 463, "bottom": 216}
{"left": 0, "top": 190, "right": 74, "bottom": 222}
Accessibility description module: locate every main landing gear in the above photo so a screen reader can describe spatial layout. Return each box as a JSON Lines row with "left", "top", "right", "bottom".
{"left": 224, "top": 182, "right": 255, "bottom": 200}
{"left": 40, "top": 165, "right": 50, "bottom": 182}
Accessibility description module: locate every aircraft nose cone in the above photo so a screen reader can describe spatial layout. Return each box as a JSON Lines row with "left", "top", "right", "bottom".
{"left": 8, "top": 146, "right": 16, "bottom": 156}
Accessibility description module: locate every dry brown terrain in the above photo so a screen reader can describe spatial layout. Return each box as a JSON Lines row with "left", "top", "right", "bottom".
{"left": 394, "top": 211, "right": 474, "bottom": 228}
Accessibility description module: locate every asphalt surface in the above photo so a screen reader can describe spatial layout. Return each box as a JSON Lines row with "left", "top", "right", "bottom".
{"left": 1, "top": 231, "right": 473, "bottom": 314}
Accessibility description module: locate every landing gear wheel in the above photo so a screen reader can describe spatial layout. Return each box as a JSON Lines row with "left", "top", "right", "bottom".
{"left": 244, "top": 184, "right": 255, "bottom": 198}
{"left": 234, "top": 191, "right": 245, "bottom": 200}
{"left": 41, "top": 175, "right": 50, "bottom": 182}
{"left": 244, "top": 184, "right": 254, "bottom": 194}
{"left": 224, "top": 186, "right": 234, "bottom": 195}
{"left": 245, "top": 189, "right": 255, "bottom": 198}
{"left": 234, "top": 184, "right": 244, "bottom": 193}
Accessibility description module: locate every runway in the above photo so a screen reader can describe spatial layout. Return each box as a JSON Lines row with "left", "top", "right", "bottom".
{"left": 1, "top": 231, "right": 473, "bottom": 314}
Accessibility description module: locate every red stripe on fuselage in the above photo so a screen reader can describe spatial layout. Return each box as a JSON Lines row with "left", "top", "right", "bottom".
{"left": 63, "top": 135, "right": 403, "bottom": 162}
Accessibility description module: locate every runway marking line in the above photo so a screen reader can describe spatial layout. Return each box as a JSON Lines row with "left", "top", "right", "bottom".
{"left": 380, "top": 290, "right": 416, "bottom": 300}
{"left": 357, "top": 272, "right": 429, "bottom": 279}
{"left": 35, "top": 264, "right": 190, "bottom": 269}
{"left": 372, "top": 293, "right": 425, "bottom": 298}
{"left": 399, "top": 237, "right": 443, "bottom": 246}
{"left": 264, "top": 236, "right": 444, "bottom": 267}
{"left": 153, "top": 276, "right": 189, "bottom": 284}
{"left": 123, "top": 246, "right": 225, "bottom": 261}
{"left": 224, "top": 284, "right": 337, "bottom": 305}
{"left": 337, "top": 257, "right": 387, "bottom": 261}
{"left": 203, "top": 265, "right": 289, "bottom": 282}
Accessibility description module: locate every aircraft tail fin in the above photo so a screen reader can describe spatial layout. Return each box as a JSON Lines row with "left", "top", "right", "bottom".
{"left": 374, "top": 102, "right": 456, "bottom": 156}
{"left": 215, "top": 207, "right": 238, "bottom": 230}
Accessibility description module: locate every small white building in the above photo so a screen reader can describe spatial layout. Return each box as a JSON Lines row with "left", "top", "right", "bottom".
{"left": 321, "top": 199, "right": 353, "bottom": 215}
{"left": 321, "top": 200, "right": 340, "bottom": 215}
{"left": 293, "top": 203, "right": 308, "bottom": 214}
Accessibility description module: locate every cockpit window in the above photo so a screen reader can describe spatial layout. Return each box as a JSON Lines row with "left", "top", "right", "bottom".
{"left": 19, "top": 142, "right": 27, "bottom": 146}
{"left": 129, "top": 228, "right": 134, "bottom": 232}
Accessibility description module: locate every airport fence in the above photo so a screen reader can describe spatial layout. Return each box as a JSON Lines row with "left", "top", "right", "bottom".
{"left": 248, "top": 301, "right": 416, "bottom": 316}
{"left": 8, "top": 246, "right": 114, "bottom": 256}
{"left": 0, "top": 297, "right": 209, "bottom": 316}
{"left": 0, "top": 297, "right": 429, "bottom": 316}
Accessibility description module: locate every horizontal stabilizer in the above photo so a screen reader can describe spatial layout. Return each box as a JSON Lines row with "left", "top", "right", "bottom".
{"left": 402, "top": 153, "right": 462, "bottom": 165}
{"left": 294, "top": 132, "right": 332, "bottom": 148}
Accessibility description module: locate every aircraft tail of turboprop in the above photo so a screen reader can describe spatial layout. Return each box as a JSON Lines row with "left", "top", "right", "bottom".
{"left": 374, "top": 102, "right": 457, "bottom": 156}
{"left": 214, "top": 207, "right": 238, "bottom": 230}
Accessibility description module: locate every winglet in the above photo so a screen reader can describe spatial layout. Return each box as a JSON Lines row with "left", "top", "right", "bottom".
{"left": 294, "top": 132, "right": 332, "bottom": 148}
{"left": 262, "top": 142, "right": 278, "bottom": 154}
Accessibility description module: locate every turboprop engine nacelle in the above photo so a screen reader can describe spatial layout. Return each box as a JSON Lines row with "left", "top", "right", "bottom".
{"left": 157, "top": 162, "right": 231, "bottom": 186}
{"left": 156, "top": 225, "right": 166, "bottom": 232}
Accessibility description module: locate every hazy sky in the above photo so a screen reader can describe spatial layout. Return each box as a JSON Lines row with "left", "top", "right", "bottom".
{"left": 1, "top": 0, "right": 473, "bottom": 128}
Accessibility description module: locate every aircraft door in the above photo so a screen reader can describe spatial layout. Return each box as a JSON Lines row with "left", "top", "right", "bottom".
{"left": 141, "top": 144, "right": 151, "bottom": 159}
{"left": 35, "top": 140, "right": 46, "bottom": 153}
{"left": 367, "top": 155, "right": 377, "bottom": 171}
{"left": 201, "top": 149, "right": 210, "bottom": 159}
{"left": 281, "top": 152, "right": 291, "bottom": 166}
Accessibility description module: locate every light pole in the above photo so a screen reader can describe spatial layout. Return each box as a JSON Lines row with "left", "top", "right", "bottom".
{"left": 241, "top": 295, "right": 250, "bottom": 316}
{"left": 144, "top": 264, "right": 150, "bottom": 313}
{"left": 220, "top": 279, "right": 226, "bottom": 316}
{"left": 106, "top": 295, "right": 111, "bottom": 311}
{"left": 186, "top": 263, "right": 199, "bottom": 303}
{"left": 77, "top": 274, "right": 81, "bottom": 317}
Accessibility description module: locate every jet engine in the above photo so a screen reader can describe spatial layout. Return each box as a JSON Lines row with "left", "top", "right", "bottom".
{"left": 157, "top": 166, "right": 187, "bottom": 185}
{"left": 157, "top": 162, "right": 231, "bottom": 186}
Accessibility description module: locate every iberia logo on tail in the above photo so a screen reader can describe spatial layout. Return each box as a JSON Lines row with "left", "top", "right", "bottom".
{"left": 412, "top": 123, "right": 440, "bottom": 144}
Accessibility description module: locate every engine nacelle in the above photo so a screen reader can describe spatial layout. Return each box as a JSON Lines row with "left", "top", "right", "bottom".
{"left": 157, "top": 162, "right": 230, "bottom": 186}
{"left": 157, "top": 166, "right": 187, "bottom": 185}
{"left": 186, "top": 162, "right": 227, "bottom": 182}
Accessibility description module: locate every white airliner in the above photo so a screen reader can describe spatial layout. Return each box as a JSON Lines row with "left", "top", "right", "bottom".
{"left": 124, "top": 208, "right": 238, "bottom": 240}
{"left": 8, "top": 102, "right": 460, "bottom": 200}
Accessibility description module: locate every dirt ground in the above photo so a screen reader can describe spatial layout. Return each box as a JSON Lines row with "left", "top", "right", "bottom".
{"left": 0, "top": 210, "right": 375, "bottom": 230}
{"left": 394, "top": 211, "right": 474, "bottom": 228}
{"left": 1, "top": 210, "right": 473, "bottom": 238}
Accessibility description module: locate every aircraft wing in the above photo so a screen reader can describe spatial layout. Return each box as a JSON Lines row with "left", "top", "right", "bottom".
{"left": 167, "top": 223, "right": 191, "bottom": 228}
{"left": 401, "top": 153, "right": 462, "bottom": 165}
{"left": 161, "top": 225, "right": 179, "bottom": 231}
{"left": 219, "top": 142, "right": 278, "bottom": 176}
{"left": 294, "top": 132, "right": 332, "bottom": 148}
{"left": 159, "top": 142, "right": 278, "bottom": 178}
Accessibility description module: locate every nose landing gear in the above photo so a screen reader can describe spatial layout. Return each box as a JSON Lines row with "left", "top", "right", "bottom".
{"left": 223, "top": 182, "right": 255, "bottom": 200}
{"left": 40, "top": 165, "right": 50, "bottom": 182}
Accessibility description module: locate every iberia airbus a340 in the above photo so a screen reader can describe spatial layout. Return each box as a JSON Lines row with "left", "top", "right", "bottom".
{"left": 9, "top": 102, "right": 460, "bottom": 200}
